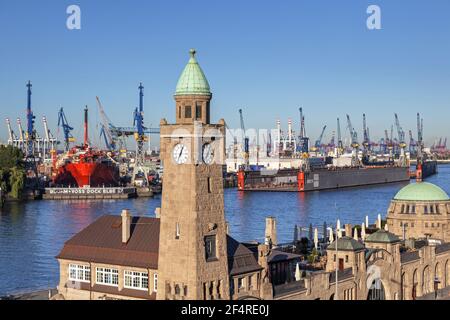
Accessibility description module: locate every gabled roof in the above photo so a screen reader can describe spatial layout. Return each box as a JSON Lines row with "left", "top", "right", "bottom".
{"left": 328, "top": 236, "right": 365, "bottom": 251}
{"left": 365, "top": 229, "right": 400, "bottom": 244}
{"left": 57, "top": 215, "right": 160, "bottom": 269}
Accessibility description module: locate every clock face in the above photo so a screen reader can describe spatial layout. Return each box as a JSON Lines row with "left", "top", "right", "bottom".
{"left": 172, "top": 143, "right": 189, "bottom": 164}
{"left": 202, "top": 143, "right": 214, "bottom": 165}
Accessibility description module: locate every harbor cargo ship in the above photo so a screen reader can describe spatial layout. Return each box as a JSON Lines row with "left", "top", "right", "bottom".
{"left": 416, "top": 160, "right": 438, "bottom": 181}
{"left": 52, "top": 106, "right": 120, "bottom": 188}
{"left": 237, "top": 164, "right": 410, "bottom": 192}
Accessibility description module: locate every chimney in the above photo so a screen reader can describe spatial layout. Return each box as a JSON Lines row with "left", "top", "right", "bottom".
{"left": 345, "top": 224, "right": 352, "bottom": 237}
{"left": 265, "top": 217, "right": 277, "bottom": 247}
{"left": 121, "top": 209, "right": 131, "bottom": 244}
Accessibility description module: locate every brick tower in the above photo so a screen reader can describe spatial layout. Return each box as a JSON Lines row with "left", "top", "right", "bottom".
{"left": 157, "top": 49, "right": 230, "bottom": 300}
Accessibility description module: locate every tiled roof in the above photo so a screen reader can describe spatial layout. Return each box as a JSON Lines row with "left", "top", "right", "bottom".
{"left": 175, "top": 49, "right": 211, "bottom": 96}
{"left": 365, "top": 230, "right": 400, "bottom": 244}
{"left": 227, "top": 236, "right": 262, "bottom": 276}
{"left": 328, "top": 237, "right": 365, "bottom": 251}
{"left": 436, "top": 242, "right": 450, "bottom": 255}
{"left": 268, "top": 250, "right": 302, "bottom": 263}
{"left": 57, "top": 215, "right": 160, "bottom": 269}
{"left": 400, "top": 250, "right": 420, "bottom": 264}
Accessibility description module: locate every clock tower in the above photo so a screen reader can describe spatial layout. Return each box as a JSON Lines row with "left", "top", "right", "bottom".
{"left": 157, "top": 49, "right": 230, "bottom": 300}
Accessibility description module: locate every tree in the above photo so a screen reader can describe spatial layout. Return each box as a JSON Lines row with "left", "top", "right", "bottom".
{"left": 0, "top": 146, "right": 25, "bottom": 199}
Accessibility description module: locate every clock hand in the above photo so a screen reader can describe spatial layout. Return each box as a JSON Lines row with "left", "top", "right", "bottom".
{"left": 178, "top": 146, "right": 184, "bottom": 159}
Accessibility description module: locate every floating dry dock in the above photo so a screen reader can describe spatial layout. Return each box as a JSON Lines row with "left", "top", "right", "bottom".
{"left": 43, "top": 187, "right": 137, "bottom": 200}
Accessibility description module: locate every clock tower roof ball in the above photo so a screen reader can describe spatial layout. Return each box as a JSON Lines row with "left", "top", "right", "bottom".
{"left": 175, "top": 49, "right": 211, "bottom": 96}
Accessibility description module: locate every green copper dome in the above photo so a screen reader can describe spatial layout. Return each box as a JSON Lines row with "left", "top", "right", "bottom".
{"left": 175, "top": 49, "right": 211, "bottom": 96}
{"left": 394, "top": 182, "right": 449, "bottom": 202}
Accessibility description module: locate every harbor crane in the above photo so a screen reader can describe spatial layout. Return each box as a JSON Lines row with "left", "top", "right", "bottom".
{"left": 311, "top": 125, "right": 327, "bottom": 152}
{"left": 5, "top": 118, "right": 18, "bottom": 147}
{"left": 416, "top": 112, "right": 424, "bottom": 161}
{"left": 42, "top": 116, "right": 57, "bottom": 161}
{"left": 346, "top": 114, "right": 360, "bottom": 166}
{"left": 394, "top": 113, "right": 407, "bottom": 166}
{"left": 239, "top": 109, "right": 250, "bottom": 170}
{"left": 96, "top": 96, "right": 118, "bottom": 152}
{"left": 362, "top": 114, "right": 371, "bottom": 153}
{"left": 25, "top": 81, "right": 36, "bottom": 156}
{"left": 57, "top": 107, "right": 75, "bottom": 152}
{"left": 409, "top": 130, "right": 417, "bottom": 156}
{"left": 297, "top": 107, "right": 309, "bottom": 154}
{"left": 336, "top": 118, "right": 344, "bottom": 156}
{"left": 16, "top": 118, "right": 26, "bottom": 152}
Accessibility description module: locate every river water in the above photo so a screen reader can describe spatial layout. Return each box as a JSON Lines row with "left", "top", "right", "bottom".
{"left": 1, "top": 165, "right": 449, "bottom": 296}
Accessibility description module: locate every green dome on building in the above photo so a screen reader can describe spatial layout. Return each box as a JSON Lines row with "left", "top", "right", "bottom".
{"left": 394, "top": 182, "right": 449, "bottom": 202}
{"left": 175, "top": 49, "right": 211, "bottom": 96}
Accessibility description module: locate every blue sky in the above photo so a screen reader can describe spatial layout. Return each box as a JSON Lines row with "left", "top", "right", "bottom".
{"left": 0, "top": 0, "right": 449, "bottom": 147}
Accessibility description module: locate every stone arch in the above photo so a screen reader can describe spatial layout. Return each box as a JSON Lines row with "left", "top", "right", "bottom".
{"left": 412, "top": 269, "right": 418, "bottom": 300}
{"left": 445, "top": 260, "right": 450, "bottom": 287}
{"left": 367, "top": 279, "right": 386, "bottom": 300}
{"left": 401, "top": 272, "right": 407, "bottom": 300}
{"left": 435, "top": 262, "right": 443, "bottom": 290}
{"left": 422, "top": 265, "right": 432, "bottom": 295}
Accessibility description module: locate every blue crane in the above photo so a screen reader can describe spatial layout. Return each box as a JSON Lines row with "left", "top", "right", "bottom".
{"left": 57, "top": 107, "right": 74, "bottom": 151}
{"left": 26, "top": 81, "right": 36, "bottom": 156}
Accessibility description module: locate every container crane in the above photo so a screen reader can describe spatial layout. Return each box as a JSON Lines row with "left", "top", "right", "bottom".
{"left": 394, "top": 113, "right": 407, "bottom": 167}
{"left": 57, "top": 107, "right": 75, "bottom": 152}
{"left": 239, "top": 109, "right": 249, "bottom": 170}
{"left": 346, "top": 114, "right": 360, "bottom": 166}
{"left": 409, "top": 130, "right": 417, "bottom": 156}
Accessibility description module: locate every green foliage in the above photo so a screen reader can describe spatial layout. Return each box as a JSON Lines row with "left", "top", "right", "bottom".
{"left": 0, "top": 145, "right": 24, "bottom": 170}
{"left": 307, "top": 248, "right": 319, "bottom": 264}
{"left": 0, "top": 146, "right": 25, "bottom": 199}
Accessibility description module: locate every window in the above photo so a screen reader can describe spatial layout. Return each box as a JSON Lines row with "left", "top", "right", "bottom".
{"left": 406, "top": 205, "right": 410, "bottom": 213}
{"left": 69, "top": 264, "right": 91, "bottom": 283}
{"left": 175, "top": 222, "right": 180, "bottom": 240}
{"left": 207, "top": 177, "right": 212, "bottom": 193}
{"left": 333, "top": 254, "right": 336, "bottom": 262}
{"left": 424, "top": 206, "right": 429, "bottom": 214}
{"left": 401, "top": 205, "right": 405, "bottom": 213}
{"left": 430, "top": 206, "right": 434, "bottom": 214}
{"left": 436, "top": 206, "right": 440, "bottom": 214}
{"left": 185, "top": 106, "right": 192, "bottom": 118}
{"left": 178, "top": 106, "right": 181, "bottom": 119}
{"left": 238, "top": 278, "right": 245, "bottom": 290}
{"left": 124, "top": 271, "right": 149, "bottom": 291}
{"left": 411, "top": 205, "right": 416, "bottom": 214}
{"left": 175, "top": 284, "right": 181, "bottom": 295}
{"left": 205, "top": 235, "right": 217, "bottom": 261}
{"left": 96, "top": 267, "right": 119, "bottom": 287}
{"left": 345, "top": 255, "right": 349, "bottom": 263}
{"left": 153, "top": 274, "right": 158, "bottom": 292}
{"left": 195, "top": 104, "right": 202, "bottom": 119}
{"left": 248, "top": 276, "right": 252, "bottom": 289}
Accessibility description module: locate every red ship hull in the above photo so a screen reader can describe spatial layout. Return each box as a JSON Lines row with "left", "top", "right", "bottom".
{"left": 54, "top": 162, "right": 120, "bottom": 187}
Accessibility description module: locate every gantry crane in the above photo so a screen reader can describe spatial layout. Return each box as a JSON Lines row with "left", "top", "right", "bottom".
{"left": 25, "top": 81, "right": 36, "bottom": 156}
{"left": 57, "top": 107, "right": 75, "bottom": 152}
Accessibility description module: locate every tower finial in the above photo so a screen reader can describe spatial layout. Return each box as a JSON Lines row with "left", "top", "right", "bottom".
{"left": 189, "top": 49, "right": 196, "bottom": 59}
